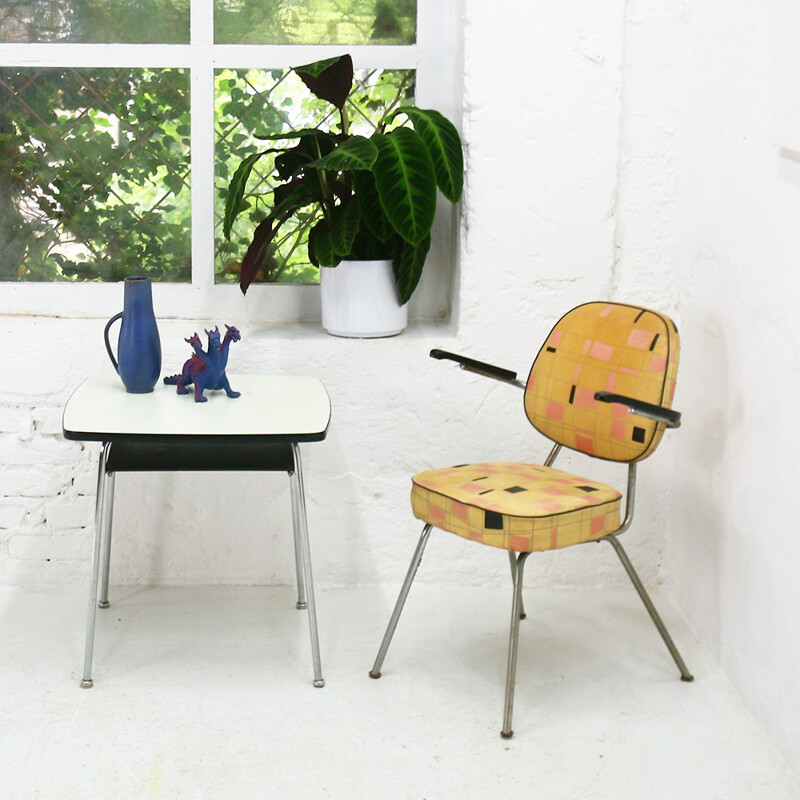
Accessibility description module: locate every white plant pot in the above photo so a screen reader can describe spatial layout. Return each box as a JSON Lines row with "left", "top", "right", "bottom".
{"left": 320, "top": 259, "right": 408, "bottom": 338}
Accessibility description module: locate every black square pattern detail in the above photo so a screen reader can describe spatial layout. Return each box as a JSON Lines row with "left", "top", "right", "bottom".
{"left": 576, "top": 485, "right": 599, "bottom": 492}
{"left": 632, "top": 427, "right": 646, "bottom": 443}
{"left": 504, "top": 486, "right": 526, "bottom": 494}
{"left": 484, "top": 510, "right": 504, "bottom": 530}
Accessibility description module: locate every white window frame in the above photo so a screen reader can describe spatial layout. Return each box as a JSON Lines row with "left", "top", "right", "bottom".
{"left": 0, "top": 0, "right": 462, "bottom": 323}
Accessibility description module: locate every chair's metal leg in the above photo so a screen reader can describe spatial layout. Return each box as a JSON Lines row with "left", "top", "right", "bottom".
{"left": 81, "top": 442, "right": 111, "bottom": 689}
{"left": 508, "top": 550, "right": 526, "bottom": 619}
{"left": 98, "top": 471, "right": 115, "bottom": 609}
{"left": 289, "top": 444, "right": 324, "bottom": 687}
{"left": 288, "top": 464, "right": 307, "bottom": 610}
{"left": 502, "top": 551, "right": 531, "bottom": 739}
{"left": 605, "top": 535, "right": 694, "bottom": 682}
{"left": 369, "top": 523, "right": 433, "bottom": 679}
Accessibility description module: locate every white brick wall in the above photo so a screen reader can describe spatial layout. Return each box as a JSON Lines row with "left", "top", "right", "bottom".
{"left": 0, "top": 317, "right": 101, "bottom": 582}
{"left": 0, "top": 1, "right": 679, "bottom": 591}
{"left": 7, "top": 533, "right": 87, "bottom": 561}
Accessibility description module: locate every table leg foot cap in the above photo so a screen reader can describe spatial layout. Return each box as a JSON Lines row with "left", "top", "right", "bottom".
{"left": 98, "top": 601, "right": 110, "bottom": 609}
{"left": 313, "top": 679, "right": 326, "bottom": 688}
{"left": 80, "top": 679, "right": 94, "bottom": 689}
{"left": 296, "top": 601, "right": 308, "bottom": 610}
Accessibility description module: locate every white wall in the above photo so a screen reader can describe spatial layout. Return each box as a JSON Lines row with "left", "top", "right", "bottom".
{"left": 662, "top": 0, "right": 800, "bottom": 775}
{"left": 3, "top": 0, "right": 798, "bottom": 774}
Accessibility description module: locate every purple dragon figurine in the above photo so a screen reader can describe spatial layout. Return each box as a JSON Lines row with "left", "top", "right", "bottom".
{"left": 164, "top": 324, "right": 241, "bottom": 402}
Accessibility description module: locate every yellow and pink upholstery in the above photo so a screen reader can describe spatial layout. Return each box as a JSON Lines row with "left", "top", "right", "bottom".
{"left": 411, "top": 462, "right": 621, "bottom": 552}
{"left": 410, "top": 302, "right": 680, "bottom": 553}
{"left": 524, "top": 301, "right": 679, "bottom": 462}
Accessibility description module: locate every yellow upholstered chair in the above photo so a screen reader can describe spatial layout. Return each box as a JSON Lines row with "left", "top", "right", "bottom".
{"left": 369, "top": 301, "right": 693, "bottom": 737}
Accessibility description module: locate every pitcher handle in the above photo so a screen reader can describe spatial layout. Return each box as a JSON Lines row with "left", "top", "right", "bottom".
{"left": 103, "top": 312, "right": 123, "bottom": 373}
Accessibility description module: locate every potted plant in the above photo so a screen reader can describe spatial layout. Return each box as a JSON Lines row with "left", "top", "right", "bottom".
{"left": 223, "top": 53, "right": 463, "bottom": 337}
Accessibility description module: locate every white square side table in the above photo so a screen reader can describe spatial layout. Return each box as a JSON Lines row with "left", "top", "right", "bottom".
{"left": 63, "top": 374, "right": 331, "bottom": 688}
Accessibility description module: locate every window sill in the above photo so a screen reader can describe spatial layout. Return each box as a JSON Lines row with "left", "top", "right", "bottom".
{"left": 0, "top": 282, "right": 454, "bottom": 336}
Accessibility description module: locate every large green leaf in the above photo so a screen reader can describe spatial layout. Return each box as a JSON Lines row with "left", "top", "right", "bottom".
{"left": 294, "top": 54, "right": 353, "bottom": 110}
{"left": 254, "top": 127, "right": 330, "bottom": 142}
{"left": 393, "top": 234, "right": 431, "bottom": 305}
{"left": 349, "top": 228, "right": 394, "bottom": 261}
{"left": 223, "top": 150, "right": 266, "bottom": 239}
{"left": 272, "top": 178, "right": 315, "bottom": 218}
{"left": 275, "top": 133, "right": 335, "bottom": 179}
{"left": 274, "top": 135, "right": 336, "bottom": 202}
{"left": 372, "top": 128, "right": 437, "bottom": 246}
{"left": 240, "top": 217, "right": 275, "bottom": 294}
{"left": 393, "top": 107, "right": 464, "bottom": 203}
{"left": 329, "top": 197, "right": 362, "bottom": 257}
{"left": 307, "top": 136, "right": 378, "bottom": 171}
{"left": 353, "top": 171, "right": 394, "bottom": 242}
{"left": 308, "top": 219, "right": 340, "bottom": 267}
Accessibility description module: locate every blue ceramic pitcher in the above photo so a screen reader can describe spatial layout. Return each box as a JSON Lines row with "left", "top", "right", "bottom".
{"left": 104, "top": 276, "right": 162, "bottom": 393}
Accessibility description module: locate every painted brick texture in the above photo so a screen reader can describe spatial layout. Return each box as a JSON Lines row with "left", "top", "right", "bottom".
{"left": 0, "top": 2, "right": 680, "bottom": 592}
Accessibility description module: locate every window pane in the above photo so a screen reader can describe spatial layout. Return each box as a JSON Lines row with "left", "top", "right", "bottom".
{"left": 0, "top": 0, "right": 189, "bottom": 44}
{"left": 215, "top": 0, "right": 416, "bottom": 45}
{"left": 0, "top": 67, "right": 191, "bottom": 282}
{"left": 214, "top": 67, "right": 414, "bottom": 285}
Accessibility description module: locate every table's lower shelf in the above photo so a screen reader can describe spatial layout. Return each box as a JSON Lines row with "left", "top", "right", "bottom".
{"left": 105, "top": 438, "right": 295, "bottom": 472}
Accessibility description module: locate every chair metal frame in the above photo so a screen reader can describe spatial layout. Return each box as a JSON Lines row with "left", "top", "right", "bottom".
{"left": 370, "top": 346, "right": 693, "bottom": 738}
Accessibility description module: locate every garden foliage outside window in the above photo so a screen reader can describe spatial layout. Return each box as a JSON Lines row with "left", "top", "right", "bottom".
{"left": 0, "top": 0, "right": 431, "bottom": 288}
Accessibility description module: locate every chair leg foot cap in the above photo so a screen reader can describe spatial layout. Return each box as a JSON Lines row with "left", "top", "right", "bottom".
{"left": 80, "top": 679, "right": 93, "bottom": 689}
{"left": 369, "top": 670, "right": 382, "bottom": 679}
{"left": 313, "top": 679, "right": 326, "bottom": 688}
{"left": 501, "top": 730, "right": 514, "bottom": 739}
{"left": 98, "top": 601, "right": 110, "bottom": 609}
{"left": 681, "top": 674, "right": 694, "bottom": 682}
{"left": 296, "top": 602, "right": 307, "bottom": 610}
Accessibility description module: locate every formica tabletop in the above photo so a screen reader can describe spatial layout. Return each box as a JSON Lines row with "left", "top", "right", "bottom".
{"left": 63, "top": 374, "right": 331, "bottom": 442}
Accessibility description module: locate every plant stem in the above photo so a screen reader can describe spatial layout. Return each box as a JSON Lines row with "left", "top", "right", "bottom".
{"left": 374, "top": 72, "right": 415, "bottom": 133}
{"left": 311, "top": 137, "right": 334, "bottom": 219}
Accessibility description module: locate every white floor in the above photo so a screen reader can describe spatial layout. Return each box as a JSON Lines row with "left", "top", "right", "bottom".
{"left": 2, "top": 583, "right": 799, "bottom": 800}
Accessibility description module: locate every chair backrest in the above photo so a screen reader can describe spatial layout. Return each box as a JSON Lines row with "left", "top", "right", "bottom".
{"left": 524, "top": 302, "right": 680, "bottom": 462}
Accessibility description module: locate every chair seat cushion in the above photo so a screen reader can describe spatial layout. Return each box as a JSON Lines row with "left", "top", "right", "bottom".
{"left": 411, "top": 462, "right": 622, "bottom": 552}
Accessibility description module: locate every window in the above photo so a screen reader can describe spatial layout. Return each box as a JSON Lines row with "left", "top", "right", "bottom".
{"left": 0, "top": 0, "right": 460, "bottom": 321}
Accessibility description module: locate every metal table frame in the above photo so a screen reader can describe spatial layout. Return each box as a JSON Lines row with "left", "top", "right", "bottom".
{"left": 62, "top": 374, "right": 331, "bottom": 689}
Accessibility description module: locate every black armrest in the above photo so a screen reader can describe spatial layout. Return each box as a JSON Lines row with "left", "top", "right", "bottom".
{"left": 430, "top": 349, "right": 520, "bottom": 384}
{"left": 594, "top": 391, "right": 681, "bottom": 428}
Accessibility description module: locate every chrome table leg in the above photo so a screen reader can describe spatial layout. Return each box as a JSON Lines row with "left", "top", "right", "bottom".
{"left": 289, "top": 443, "right": 324, "bottom": 687}
{"left": 98, "top": 471, "right": 115, "bottom": 609}
{"left": 81, "top": 442, "right": 111, "bottom": 689}
{"left": 289, "top": 463, "right": 307, "bottom": 610}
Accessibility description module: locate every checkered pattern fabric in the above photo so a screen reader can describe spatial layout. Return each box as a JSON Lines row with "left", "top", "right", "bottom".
{"left": 409, "top": 302, "right": 679, "bottom": 553}
{"left": 524, "top": 302, "right": 680, "bottom": 462}
{"left": 411, "top": 462, "right": 622, "bottom": 552}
